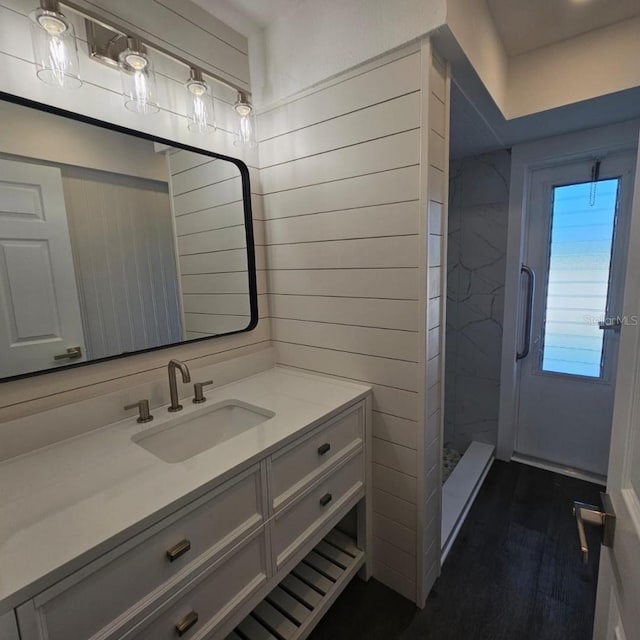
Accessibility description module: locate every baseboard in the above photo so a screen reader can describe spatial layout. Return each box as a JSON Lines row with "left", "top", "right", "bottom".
{"left": 511, "top": 453, "right": 606, "bottom": 486}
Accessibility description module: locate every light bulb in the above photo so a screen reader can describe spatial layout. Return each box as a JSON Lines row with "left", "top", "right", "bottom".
{"left": 234, "top": 91, "right": 256, "bottom": 147}
{"left": 37, "top": 14, "right": 67, "bottom": 35}
{"left": 185, "top": 69, "right": 215, "bottom": 134}
{"left": 123, "top": 52, "right": 148, "bottom": 71}
{"left": 29, "top": 2, "right": 81, "bottom": 89}
{"left": 187, "top": 81, "right": 207, "bottom": 97}
{"left": 118, "top": 39, "right": 159, "bottom": 114}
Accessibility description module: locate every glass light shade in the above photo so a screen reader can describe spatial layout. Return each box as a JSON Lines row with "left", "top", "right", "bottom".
{"left": 118, "top": 42, "right": 159, "bottom": 114}
{"left": 185, "top": 75, "right": 216, "bottom": 134}
{"left": 29, "top": 6, "right": 82, "bottom": 89}
{"left": 234, "top": 92, "right": 256, "bottom": 147}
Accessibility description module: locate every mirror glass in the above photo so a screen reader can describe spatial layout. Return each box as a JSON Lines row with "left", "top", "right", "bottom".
{"left": 0, "top": 97, "right": 256, "bottom": 381}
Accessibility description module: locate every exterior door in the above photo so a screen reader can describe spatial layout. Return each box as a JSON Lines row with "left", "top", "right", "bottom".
{"left": 516, "top": 151, "right": 637, "bottom": 478}
{"left": 591, "top": 136, "right": 640, "bottom": 640}
{"left": 0, "top": 158, "right": 85, "bottom": 377}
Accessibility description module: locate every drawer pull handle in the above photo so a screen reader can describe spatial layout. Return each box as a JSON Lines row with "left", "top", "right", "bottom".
{"left": 320, "top": 493, "right": 332, "bottom": 507}
{"left": 175, "top": 610, "right": 199, "bottom": 636}
{"left": 166, "top": 539, "right": 191, "bottom": 562}
{"left": 318, "top": 443, "right": 331, "bottom": 456}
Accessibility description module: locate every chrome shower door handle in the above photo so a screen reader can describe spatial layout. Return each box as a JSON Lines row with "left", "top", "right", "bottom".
{"left": 516, "top": 265, "right": 535, "bottom": 360}
{"left": 573, "top": 492, "right": 616, "bottom": 564}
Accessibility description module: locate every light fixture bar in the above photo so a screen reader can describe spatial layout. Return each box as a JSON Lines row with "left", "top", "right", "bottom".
{"left": 85, "top": 20, "right": 127, "bottom": 68}
{"left": 63, "top": 0, "right": 251, "bottom": 98}
{"left": 40, "top": 0, "right": 60, "bottom": 11}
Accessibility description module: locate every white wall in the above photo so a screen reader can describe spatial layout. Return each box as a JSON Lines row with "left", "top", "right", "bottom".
{"left": 257, "top": 0, "right": 446, "bottom": 107}
{"left": 0, "top": 0, "right": 270, "bottom": 422}
{"left": 0, "top": 100, "right": 168, "bottom": 182}
{"left": 446, "top": 0, "right": 508, "bottom": 112}
{"left": 258, "top": 40, "right": 450, "bottom": 605}
{"left": 507, "top": 17, "right": 640, "bottom": 119}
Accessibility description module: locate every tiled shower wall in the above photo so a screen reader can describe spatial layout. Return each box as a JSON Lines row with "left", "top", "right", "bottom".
{"left": 445, "top": 150, "right": 510, "bottom": 453}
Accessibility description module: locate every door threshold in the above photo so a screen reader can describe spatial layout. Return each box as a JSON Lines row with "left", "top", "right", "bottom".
{"left": 511, "top": 453, "right": 606, "bottom": 485}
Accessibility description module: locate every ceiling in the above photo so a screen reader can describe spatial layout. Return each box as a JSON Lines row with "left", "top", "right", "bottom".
{"left": 486, "top": 0, "right": 640, "bottom": 56}
{"left": 212, "top": 0, "right": 640, "bottom": 53}
{"left": 450, "top": 78, "right": 640, "bottom": 159}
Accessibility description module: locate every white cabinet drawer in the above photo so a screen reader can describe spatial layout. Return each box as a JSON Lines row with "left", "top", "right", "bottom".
{"left": 272, "top": 451, "right": 365, "bottom": 569}
{"left": 20, "top": 467, "right": 264, "bottom": 640}
{"left": 270, "top": 403, "right": 364, "bottom": 511}
{"left": 129, "top": 529, "right": 269, "bottom": 640}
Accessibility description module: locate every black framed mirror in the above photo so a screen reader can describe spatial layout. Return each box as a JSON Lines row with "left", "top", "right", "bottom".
{"left": 0, "top": 92, "right": 258, "bottom": 382}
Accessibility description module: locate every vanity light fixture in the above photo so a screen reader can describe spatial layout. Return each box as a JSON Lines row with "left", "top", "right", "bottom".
{"left": 29, "top": 0, "right": 81, "bottom": 89}
{"left": 185, "top": 68, "right": 216, "bottom": 134}
{"left": 234, "top": 91, "right": 256, "bottom": 147}
{"left": 32, "top": 4, "right": 254, "bottom": 135}
{"left": 118, "top": 38, "right": 159, "bottom": 114}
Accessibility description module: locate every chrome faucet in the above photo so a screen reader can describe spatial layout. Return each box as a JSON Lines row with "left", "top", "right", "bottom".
{"left": 168, "top": 359, "right": 191, "bottom": 412}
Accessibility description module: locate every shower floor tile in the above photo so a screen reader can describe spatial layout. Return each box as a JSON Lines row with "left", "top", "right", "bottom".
{"left": 442, "top": 447, "right": 462, "bottom": 484}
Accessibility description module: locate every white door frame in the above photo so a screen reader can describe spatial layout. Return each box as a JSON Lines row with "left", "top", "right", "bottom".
{"left": 497, "top": 120, "right": 640, "bottom": 462}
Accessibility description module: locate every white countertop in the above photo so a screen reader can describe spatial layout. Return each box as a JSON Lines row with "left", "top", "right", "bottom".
{"left": 0, "top": 367, "right": 370, "bottom": 613}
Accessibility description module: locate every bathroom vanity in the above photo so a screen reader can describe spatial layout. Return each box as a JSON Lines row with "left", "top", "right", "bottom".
{"left": 0, "top": 367, "right": 371, "bottom": 640}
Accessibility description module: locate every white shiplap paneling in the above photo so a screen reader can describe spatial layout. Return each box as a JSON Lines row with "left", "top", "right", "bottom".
{"left": 62, "top": 167, "right": 182, "bottom": 360}
{"left": 418, "top": 45, "right": 450, "bottom": 604}
{"left": 259, "top": 49, "right": 426, "bottom": 602}
{"left": 168, "top": 149, "right": 254, "bottom": 338}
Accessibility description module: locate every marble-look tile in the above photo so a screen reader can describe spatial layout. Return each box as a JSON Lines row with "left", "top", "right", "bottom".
{"left": 445, "top": 149, "right": 510, "bottom": 453}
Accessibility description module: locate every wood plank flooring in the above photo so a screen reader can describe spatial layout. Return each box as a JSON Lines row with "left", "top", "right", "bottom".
{"left": 308, "top": 461, "right": 604, "bottom": 640}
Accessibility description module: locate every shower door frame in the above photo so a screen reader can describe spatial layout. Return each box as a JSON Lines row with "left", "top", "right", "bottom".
{"left": 497, "top": 121, "right": 640, "bottom": 468}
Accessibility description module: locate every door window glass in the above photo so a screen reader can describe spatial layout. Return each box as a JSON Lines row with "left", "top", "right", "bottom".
{"left": 541, "top": 178, "right": 620, "bottom": 377}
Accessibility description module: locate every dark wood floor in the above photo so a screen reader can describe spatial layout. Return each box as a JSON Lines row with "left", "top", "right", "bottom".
{"left": 308, "top": 461, "right": 604, "bottom": 640}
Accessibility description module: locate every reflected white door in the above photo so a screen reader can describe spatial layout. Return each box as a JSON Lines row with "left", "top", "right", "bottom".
{"left": 515, "top": 151, "right": 636, "bottom": 477}
{"left": 0, "top": 158, "right": 85, "bottom": 377}
{"left": 591, "top": 136, "right": 640, "bottom": 640}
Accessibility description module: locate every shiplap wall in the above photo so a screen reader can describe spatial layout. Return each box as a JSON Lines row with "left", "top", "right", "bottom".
{"left": 168, "top": 150, "right": 253, "bottom": 339}
{"left": 259, "top": 42, "right": 450, "bottom": 604}
{"left": 420, "top": 44, "right": 449, "bottom": 602}
{"left": 62, "top": 167, "right": 182, "bottom": 359}
{"left": 0, "top": 0, "right": 272, "bottom": 423}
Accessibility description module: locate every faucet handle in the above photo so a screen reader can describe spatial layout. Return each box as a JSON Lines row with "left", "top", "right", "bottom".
{"left": 124, "top": 399, "right": 154, "bottom": 424}
{"left": 193, "top": 380, "right": 214, "bottom": 404}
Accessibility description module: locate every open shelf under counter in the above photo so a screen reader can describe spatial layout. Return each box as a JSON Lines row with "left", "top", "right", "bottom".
{"left": 226, "top": 529, "right": 364, "bottom": 640}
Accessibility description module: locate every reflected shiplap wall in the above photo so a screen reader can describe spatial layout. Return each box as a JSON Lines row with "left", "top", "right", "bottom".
{"left": 62, "top": 167, "right": 182, "bottom": 360}
{"left": 0, "top": 0, "right": 271, "bottom": 422}
{"left": 259, "top": 42, "right": 450, "bottom": 605}
{"left": 445, "top": 150, "right": 510, "bottom": 452}
{"left": 168, "top": 151, "right": 253, "bottom": 338}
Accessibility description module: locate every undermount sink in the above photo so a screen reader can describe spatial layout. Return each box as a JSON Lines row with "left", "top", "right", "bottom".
{"left": 131, "top": 400, "right": 275, "bottom": 463}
